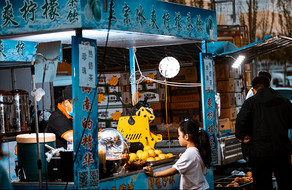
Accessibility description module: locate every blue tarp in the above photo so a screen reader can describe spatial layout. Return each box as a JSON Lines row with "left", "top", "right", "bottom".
{"left": 207, "top": 41, "right": 238, "bottom": 55}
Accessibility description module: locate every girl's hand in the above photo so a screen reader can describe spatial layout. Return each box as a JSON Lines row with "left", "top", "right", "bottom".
{"left": 143, "top": 166, "right": 154, "bottom": 177}
{"left": 179, "top": 153, "right": 182, "bottom": 158}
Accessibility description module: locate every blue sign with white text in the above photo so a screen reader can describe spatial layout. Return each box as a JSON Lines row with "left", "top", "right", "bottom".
{"left": 0, "top": 0, "right": 217, "bottom": 41}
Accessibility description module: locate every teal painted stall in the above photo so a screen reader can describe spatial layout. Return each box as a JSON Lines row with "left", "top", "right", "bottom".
{"left": 0, "top": 0, "right": 219, "bottom": 189}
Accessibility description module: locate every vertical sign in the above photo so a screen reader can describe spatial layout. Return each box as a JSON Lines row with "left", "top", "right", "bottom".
{"left": 200, "top": 52, "right": 217, "bottom": 190}
{"left": 200, "top": 53, "right": 218, "bottom": 164}
{"left": 72, "top": 36, "right": 98, "bottom": 189}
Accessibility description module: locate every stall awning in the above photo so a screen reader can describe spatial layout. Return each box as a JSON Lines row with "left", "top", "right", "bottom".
{"left": 214, "top": 35, "right": 292, "bottom": 63}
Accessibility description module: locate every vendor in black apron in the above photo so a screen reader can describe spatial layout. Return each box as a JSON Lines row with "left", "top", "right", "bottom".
{"left": 47, "top": 85, "right": 73, "bottom": 149}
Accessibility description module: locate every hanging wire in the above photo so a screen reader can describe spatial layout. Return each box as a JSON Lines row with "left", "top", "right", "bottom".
{"left": 129, "top": 52, "right": 201, "bottom": 88}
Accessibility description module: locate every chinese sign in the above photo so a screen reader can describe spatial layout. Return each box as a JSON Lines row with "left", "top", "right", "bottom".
{"left": 81, "top": 0, "right": 217, "bottom": 41}
{"left": 200, "top": 53, "right": 218, "bottom": 164}
{"left": 0, "top": 39, "right": 37, "bottom": 62}
{"left": 79, "top": 44, "right": 96, "bottom": 87}
{"left": 0, "top": 0, "right": 80, "bottom": 36}
{"left": 72, "top": 36, "right": 98, "bottom": 189}
{"left": 204, "top": 57, "right": 214, "bottom": 91}
{"left": 0, "top": 0, "right": 217, "bottom": 41}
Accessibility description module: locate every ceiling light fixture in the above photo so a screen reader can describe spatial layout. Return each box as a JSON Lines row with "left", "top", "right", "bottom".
{"left": 232, "top": 55, "right": 245, "bottom": 68}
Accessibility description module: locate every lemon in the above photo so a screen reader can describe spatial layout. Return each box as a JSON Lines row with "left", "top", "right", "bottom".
{"left": 158, "top": 154, "right": 166, "bottom": 159}
{"left": 141, "top": 151, "right": 149, "bottom": 160}
{"left": 137, "top": 152, "right": 143, "bottom": 159}
{"left": 147, "top": 157, "right": 155, "bottom": 161}
{"left": 154, "top": 149, "right": 162, "bottom": 155}
{"left": 129, "top": 154, "right": 138, "bottom": 162}
{"left": 148, "top": 149, "right": 156, "bottom": 157}
{"left": 129, "top": 153, "right": 136, "bottom": 157}
{"left": 167, "top": 153, "right": 174, "bottom": 158}
{"left": 155, "top": 157, "right": 161, "bottom": 161}
{"left": 136, "top": 150, "right": 143, "bottom": 155}
{"left": 143, "top": 145, "right": 153, "bottom": 151}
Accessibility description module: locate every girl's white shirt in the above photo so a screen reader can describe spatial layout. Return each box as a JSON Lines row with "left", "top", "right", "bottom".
{"left": 173, "top": 147, "right": 209, "bottom": 190}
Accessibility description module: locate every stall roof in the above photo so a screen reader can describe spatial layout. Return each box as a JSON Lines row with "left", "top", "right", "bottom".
{"left": 214, "top": 35, "right": 292, "bottom": 63}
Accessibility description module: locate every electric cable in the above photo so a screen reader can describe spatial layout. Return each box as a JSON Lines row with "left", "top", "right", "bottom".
{"left": 130, "top": 52, "right": 201, "bottom": 88}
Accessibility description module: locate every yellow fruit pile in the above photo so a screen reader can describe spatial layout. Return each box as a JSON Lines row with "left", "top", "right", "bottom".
{"left": 128, "top": 145, "right": 174, "bottom": 164}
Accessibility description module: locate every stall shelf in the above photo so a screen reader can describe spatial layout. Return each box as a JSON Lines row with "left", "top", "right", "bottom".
{"left": 0, "top": 0, "right": 218, "bottom": 189}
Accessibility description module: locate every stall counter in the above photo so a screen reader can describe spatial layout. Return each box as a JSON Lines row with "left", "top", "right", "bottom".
{"left": 99, "top": 162, "right": 180, "bottom": 190}
{"left": 11, "top": 162, "right": 180, "bottom": 190}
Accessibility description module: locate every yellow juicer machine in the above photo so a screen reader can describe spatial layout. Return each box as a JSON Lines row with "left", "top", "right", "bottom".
{"left": 117, "top": 106, "right": 162, "bottom": 149}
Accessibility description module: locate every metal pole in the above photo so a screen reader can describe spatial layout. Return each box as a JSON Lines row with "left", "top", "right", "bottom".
{"left": 31, "top": 54, "right": 43, "bottom": 190}
{"left": 129, "top": 48, "right": 137, "bottom": 106}
{"left": 232, "top": 0, "right": 236, "bottom": 23}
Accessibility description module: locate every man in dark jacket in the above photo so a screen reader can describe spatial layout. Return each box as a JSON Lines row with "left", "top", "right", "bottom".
{"left": 235, "top": 76, "right": 292, "bottom": 190}
{"left": 47, "top": 85, "right": 73, "bottom": 149}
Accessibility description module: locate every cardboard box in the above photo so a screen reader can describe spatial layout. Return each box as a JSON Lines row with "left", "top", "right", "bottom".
{"left": 98, "top": 73, "right": 121, "bottom": 86}
{"left": 170, "top": 102, "right": 200, "bottom": 110}
{"left": 120, "top": 73, "right": 129, "bottom": 86}
{"left": 171, "top": 109, "right": 200, "bottom": 117}
{"left": 170, "top": 94, "right": 200, "bottom": 102}
{"left": 217, "top": 79, "right": 235, "bottom": 92}
{"left": 150, "top": 116, "right": 164, "bottom": 125}
{"left": 234, "top": 79, "right": 243, "bottom": 92}
{"left": 172, "top": 114, "right": 200, "bottom": 124}
{"left": 98, "top": 86, "right": 106, "bottom": 94}
{"left": 218, "top": 118, "right": 231, "bottom": 136}
{"left": 98, "top": 94, "right": 122, "bottom": 106}
{"left": 158, "top": 88, "right": 166, "bottom": 101}
{"left": 98, "top": 108, "right": 123, "bottom": 120}
{"left": 220, "top": 107, "right": 237, "bottom": 120}
{"left": 108, "top": 86, "right": 121, "bottom": 93}
{"left": 149, "top": 102, "right": 165, "bottom": 110}
{"left": 98, "top": 120, "right": 119, "bottom": 128}
{"left": 170, "top": 66, "right": 198, "bottom": 82}
{"left": 121, "top": 92, "right": 131, "bottom": 105}
{"left": 235, "top": 92, "right": 244, "bottom": 106}
{"left": 170, "top": 86, "right": 200, "bottom": 95}
{"left": 230, "top": 120, "right": 236, "bottom": 133}
{"left": 138, "top": 91, "right": 160, "bottom": 103}
{"left": 220, "top": 93, "right": 236, "bottom": 108}
{"left": 215, "top": 64, "right": 230, "bottom": 80}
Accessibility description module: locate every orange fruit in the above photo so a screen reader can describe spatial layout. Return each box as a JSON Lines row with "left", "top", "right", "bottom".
{"left": 143, "top": 145, "right": 153, "bottom": 151}
{"left": 158, "top": 154, "right": 166, "bottom": 159}
{"left": 141, "top": 151, "right": 149, "bottom": 160}
{"left": 148, "top": 150, "right": 156, "bottom": 157}
{"left": 155, "top": 157, "right": 161, "bottom": 161}
{"left": 147, "top": 157, "right": 155, "bottom": 161}
{"left": 154, "top": 149, "right": 162, "bottom": 156}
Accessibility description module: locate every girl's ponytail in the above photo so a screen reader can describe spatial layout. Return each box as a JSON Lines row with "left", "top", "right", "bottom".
{"left": 196, "top": 129, "right": 211, "bottom": 168}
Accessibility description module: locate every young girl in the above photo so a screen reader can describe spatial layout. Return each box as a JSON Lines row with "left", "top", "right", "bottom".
{"left": 143, "top": 119, "right": 211, "bottom": 190}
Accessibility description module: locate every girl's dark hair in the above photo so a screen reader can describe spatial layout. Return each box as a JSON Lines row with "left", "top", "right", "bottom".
{"left": 179, "top": 119, "right": 212, "bottom": 168}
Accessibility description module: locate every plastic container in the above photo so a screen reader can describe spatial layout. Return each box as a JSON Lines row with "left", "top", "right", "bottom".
{"left": 16, "top": 133, "right": 56, "bottom": 181}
